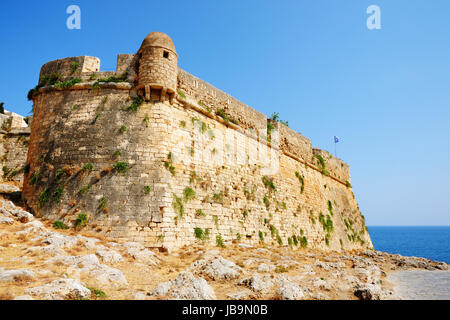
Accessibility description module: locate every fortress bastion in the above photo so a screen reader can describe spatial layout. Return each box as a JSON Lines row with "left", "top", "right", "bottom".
{"left": 23, "top": 32, "right": 372, "bottom": 252}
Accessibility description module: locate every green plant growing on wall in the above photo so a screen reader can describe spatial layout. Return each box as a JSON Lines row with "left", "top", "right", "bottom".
{"left": 55, "top": 78, "right": 82, "bottom": 89}
{"left": 195, "top": 209, "right": 206, "bottom": 217}
{"left": 216, "top": 234, "right": 225, "bottom": 248}
{"left": 276, "top": 234, "right": 283, "bottom": 245}
{"left": 262, "top": 176, "right": 276, "bottom": 192}
{"left": 119, "top": 125, "right": 127, "bottom": 133}
{"left": 325, "top": 233, "right": 330, "bottom": 246}
{"left": 295, "top": 171, "right": 305, "bottom": 193}
{"left": 91, "top": 72, "right": 128, "bottom": 89}
{"left": 78, "top": 185, "right": 90, "bottom": 195}
{"left": 74, "top": 213, "right": 88, "bottom": 230}
{"left": 113, "top": 162, "right": 129, "bottom": 175}
{"left": 143, "top": 186, "right": 151, "bottom": 194}
{"left": 270, "top": 225, "right": 278, "bottom": 239}
{"left": 314, "top": 154, "right": 330, "bottom": 176}
{"left": 194, "top": 227, "right": 210, "bottom": 241}
{"left": 30, "top": 171, "right": 41, "bottom": 185}
{"left": 52, "top": 186, "right": 64, "bottom": 203}
{"left": 183, "top": 187, "right": 196, "bottom": 202}
{"left": 216, "top": 109, "right": 230, "bottom": 123}
{"left": 38, "top": 187, "right": 50, "bottom": 209}
{"left": 99, "top": 197, "right": 107, "bottom": 210}
{"left": 258, "top": 230, "right": 264, "bottom": 243}
{"left": 143, "top": 113, "right": 149, "bottom": 127}
{"left": 301, "top": 236, "right": 308, "bottom": 248}
{"left": 53, "top": 221, "right": 68, "bottom": 230}
{"left": 292, "top": 235, "right": 299, "bottom": 246}
{"left": 327, "top": 200, "right": 334, "bottom": 216}
{"left": 28, "top": 73, "right": 61, "bottom": 100}
{"left": 263, "top": 196, "right": 270, "bottom": 209}
{"left": 270, "top": 112, "right": 289, "bottom": 127}
{"left": 180, "top": 120, "right": 186, "bottom": 128}
{"left": 213, "top": 215, "right": 219, "bottom": 229}
{"left": 177, "top": 89, "right": 186, "bottom": 99}
{"left": 164, "top": 153, "right": 176, "bottom": 176}
{"left": 266, "top": 121, "right": 275, "bottom": 142}
{"left": 319, "top": 212, "right": 334, "bottom": 233}
{"left": 242, "top": 209, "right": 248, "bottom": 219}
{"left": 212, "top": 191, "right": 224, "bottom": 204}
{"left": 82, "top": 162, "right": 94, "bottom": 172}
{"left": 173, "top": 194, "right": 184, "bottom": 221}
{"left": 345, "top": 180, "right": 352, "bottom": 188}
{"left": 288, "top": 237, "right": 293, "bottom": 246}
{"left": 70, "top": 62, "right": 80, "bottom": 74}
{"left": 113, "top": 150, "right": 122, "bottom": 158}
{"left": 127, "top": 95, "right": 144, "bottom": 112}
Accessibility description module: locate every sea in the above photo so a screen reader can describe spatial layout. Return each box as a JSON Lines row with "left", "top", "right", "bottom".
{"left": 368, "top": 226, "right": 450, "bottom": 264}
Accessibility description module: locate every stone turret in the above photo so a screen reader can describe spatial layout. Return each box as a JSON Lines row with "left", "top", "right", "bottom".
{"left": 137, "top": 32, "right": 178, "bottom": 103}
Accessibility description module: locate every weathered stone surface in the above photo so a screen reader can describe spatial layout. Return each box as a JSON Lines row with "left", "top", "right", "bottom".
{"left": 42, "top": 232, "right": 78, "bottom": 248}
{"left": 0, "top": 184, "right": 20, "bottom": 193}
{"left": 0, "top": 269, "right": 35, "bottom": 282}
{"left": 0, "top": 216, "right": 14, "bottom": 225}
{"left": 239, "top": 274, "right": 273, "bottom": 293}
{"left": 96, "top": 248, "right": 124, "bottom": 264}
{"left": 276, "top": 281, "right": 305, "bottom": 300}
{"left": 26, "top": 278, "right": 91, "bottom": 300}
{"left": 151, "top": 271, "right": 216, "bottom": 300}
{"left": 190, "top": 256, "right": 242, "bottom": 280}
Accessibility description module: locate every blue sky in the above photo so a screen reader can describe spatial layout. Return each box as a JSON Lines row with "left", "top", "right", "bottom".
{"left": 0, "top": 1, "right": 449, "bottom": 226}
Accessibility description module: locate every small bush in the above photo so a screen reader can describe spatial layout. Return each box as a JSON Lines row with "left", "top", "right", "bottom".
{"left": 292, "top": 235, "right": 298, "bottom": 246}
{"left": 295, "top": 171, "right": 305, "bottom": 194}
{"left": 53, "top": 221, "right": 68, "bottom": 230}
{"left": 29, "top": 171, "right": 40, "bottom": 185}
{"left": 276, "top": 234, "right": 283, "bottom": 245}
{"left": 216, "top": 234, "right": 225, "bottom": 248}
{"left": 113, "top": 162, "right": 129, "bottom": 174}
{"left": 38, "top": 187, "right": 50, "bottom": 209}
{"left": 99, "top": 197, "right": 107, "bottom": 210}
{"left": 177, "top": 90, "right": 186, "bottom": 99}
{"left": 195, "top": 209, "right": 206, "bottom": 217}
{"left": 262, "top": 176, "right": 276, "bottom": 191}
{"left": 143, "top": 186, "right": 151, "bottom": 194}
{"left": 173, "top": 194, "right": 184, "bottom": 221}
{"left": 119, "top": 125, "right": 127, "bottom": 133}
{"left": 183, "top": 187, "right": 196, "bottom": 202}
{"left": 54, "top": 78, "right": 82, "bottom": 89}
{"left": 70, "top": 62, "right": 80, "bottom": 73}
{"left": 345, "top": 180, "right": 352, "bottom": 188}
{"left": 275, "top": 266, "right": 288, "bottom": 273}
{"left": 74, "top": 213, "right": 88, "bottom": 230}
{"left": 258, "top": 230, "right": 264, "bottom": 243}
{"left": 82, "top": 162, "right": 94, "bottom": 172}
{"left": 301, "top": 236, "right": 308, "bottom": 248}
{"left": 53, "top": 186, "right": 64, "bottom": 203}
{"left": 127, "top": 96, "right": 144, "bottom": 112}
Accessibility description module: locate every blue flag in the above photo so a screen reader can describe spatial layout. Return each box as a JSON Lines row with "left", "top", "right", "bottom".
{"left": 334, "top": 136, "right": 339, "bottom": 143}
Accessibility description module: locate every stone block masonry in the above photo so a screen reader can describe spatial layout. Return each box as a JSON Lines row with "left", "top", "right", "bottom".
{"left": 23, "top": 32, "right": 372, "bottom": 252}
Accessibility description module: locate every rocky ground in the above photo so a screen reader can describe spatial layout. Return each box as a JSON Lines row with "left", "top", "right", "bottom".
{"left": 0, "top": 183, "right": 448, "bottom": 300}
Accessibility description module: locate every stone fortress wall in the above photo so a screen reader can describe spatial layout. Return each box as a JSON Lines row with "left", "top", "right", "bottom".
{"left": 23, "top": 32, "right": 372, "bottom": 252}
{"left": 0, "top": 111, "right": 30, "bottom": 184}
